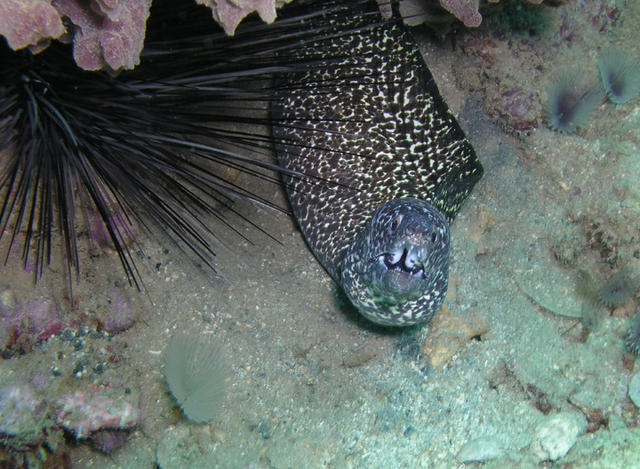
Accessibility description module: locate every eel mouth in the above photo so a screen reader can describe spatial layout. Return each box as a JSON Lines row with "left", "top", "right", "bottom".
{"left": 378, "top": 247, "right": 425, "bottom": 278}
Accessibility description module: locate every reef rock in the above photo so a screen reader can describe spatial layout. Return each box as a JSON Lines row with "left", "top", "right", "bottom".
{"left": 530, "top": 412, "right": 586, "bottom": 462}
{"left": 55, "top": 389, "right": 139, "bottom": 438}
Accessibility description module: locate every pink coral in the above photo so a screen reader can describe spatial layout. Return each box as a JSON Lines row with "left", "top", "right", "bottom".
{"left": 52, "top": 0, "right": 152, "bottom": 71}
{"left": 440, "top": 0, "right": 482, "bottom": 27}
{"left": 0, "top": 287, "right": 66, "bottom": 353}
{"left": 1, "top": 0, "right": 291, "bottom": 70}
{"left": 381, "top": 0, "right": 544, "bottom": 29}
{"left": 95, "top": 291, "right": 136, "bottom": 334}
{"left": 445, "top": 0, "right": 544, "bottom": 27}
{"left": 0, "top": 0, "right": 65, "bottom": 51}
{"left": 55, "top": 390, "right": 139, "bottom": 438}
{"left": 197, "top": 0, "right": 291, "bottom": 35}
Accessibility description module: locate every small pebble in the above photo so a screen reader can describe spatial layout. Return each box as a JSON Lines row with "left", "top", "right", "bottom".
{"left": 257, "top": 421, "right": 270, "bottom": 439}
{"left": 96, "top": 292, "right": 135, "bottom": 334}
{"left": 403, "top": 425, "right": 416, "bottom": 437}
{"left": 531, "top": 412, "right": 585, "bottom": 462}
{"left": 90, "top": 428, "right": 129, "bottom": 453}
{"left": 456, "top": 436, "right": 506, "bottom": 463}
{"left": 628, "top": 372, "right": 640, "bottom": 409}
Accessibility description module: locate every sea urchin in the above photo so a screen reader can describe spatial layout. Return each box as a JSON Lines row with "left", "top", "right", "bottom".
{"left": 0, "top": 0, "right": 313, "bottom": 290}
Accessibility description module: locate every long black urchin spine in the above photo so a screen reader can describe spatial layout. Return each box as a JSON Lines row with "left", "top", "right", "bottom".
{"left": 1, "top": 1, "right": 315, "bottom": 289}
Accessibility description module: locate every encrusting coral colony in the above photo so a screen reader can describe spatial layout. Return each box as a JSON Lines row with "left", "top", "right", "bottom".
{"left": 0, "top": 0, "right": 290, "bottom": 70}
{"left": 0, "top": 0, "right": 547, "bottom": 71}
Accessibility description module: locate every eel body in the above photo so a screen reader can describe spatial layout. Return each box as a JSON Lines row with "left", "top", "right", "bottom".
{"left": 271, "top": 0, "right": 483, "bottom": 326}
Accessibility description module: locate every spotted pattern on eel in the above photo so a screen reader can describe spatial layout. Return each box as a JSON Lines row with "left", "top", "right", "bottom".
{"left": 271, "top": 0, "right": 483, "bottom": 326}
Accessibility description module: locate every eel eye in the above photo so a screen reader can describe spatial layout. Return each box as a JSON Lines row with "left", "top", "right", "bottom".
{"left": 390, "top": 215, "right": 402, "bottom": 232}
{"left": 430, "top": 230, "right": 438, "bottom": 243}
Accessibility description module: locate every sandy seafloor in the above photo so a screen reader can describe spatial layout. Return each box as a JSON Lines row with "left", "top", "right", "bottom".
{"left": 2, "top": 1, "right": 640, "bottom": 468}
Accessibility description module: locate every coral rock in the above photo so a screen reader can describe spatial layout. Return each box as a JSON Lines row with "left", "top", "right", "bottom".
{"left": 95, "top": 291, "right": 136, "bottom": 334}
{"left": 52, "top": 0, "right": 152, "bottom": 71}
{"left": 0, "top": 383, "right": 49, "bottom": 448}
{"left": 421, "top": 305, "right": 488, "bottom": 370}
{"left": 55, "top": 390, "right": 139, "bottom": 438}
{"left": 0, "top": 287, "right": 65, "bottom": 353}
{"left": 628, "top": 372, "right": 640, "bottom": 409}
{"left": 89, "top": 428, "right": 130, "bottom": 453}
{"left": 440, "top": 0, "right": 482, "bottom": 27}
{"left": 531, "top": 412, "right": 585, "bottom": 462}
{"left": 196, "top": 0, "right": 292, "bottom": 35}
{"left": 0, "top": 0, "right": 65, "bottom": 51}
{"left": 428, "top": 0, "right": 545, "bottom": 28}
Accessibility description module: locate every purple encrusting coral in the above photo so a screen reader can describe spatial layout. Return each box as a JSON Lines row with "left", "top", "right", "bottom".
{"left": 55, "top": 389, "right": 139, "bottom": 438}
{"left": 1, "top": 0, "right": 551, "bottom": 72}
{"left": 0, "top": 0, "right": 290, "bottom": 70}
{"left": 0, "top": 0, "right": 65, "bottom": 52}
{"left": 85, "top": 204, "right": 137, "bottom": 249}
{"left": 0, "top": 285, "right": 135, "bottom": 353}
{"left": 0, "top": 379, "right": 139, "bottom": 455}
{"left": 52, "top": 0, "right": 152, "bottom": 71}
{"left": 95, "top": 291, "right": 136, "bottom": 334}
{"left": 438, "top": 0, "right": 543, "bottom": 28}
{"left": 598, "top": 48, "right": 640, "bottom": 104}
{"left": 0, "top": 0, "right": 152, "bottom": 71}
{"left": 0, "top": 287, "right": 66, "bottom": 353}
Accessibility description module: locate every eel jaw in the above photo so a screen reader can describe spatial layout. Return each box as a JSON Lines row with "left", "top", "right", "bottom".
{"left": 376, "top": 243, "right": 429, "bottom": 297}
{"left": 341, "top": 197, "right": 450, "bottom": 326}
